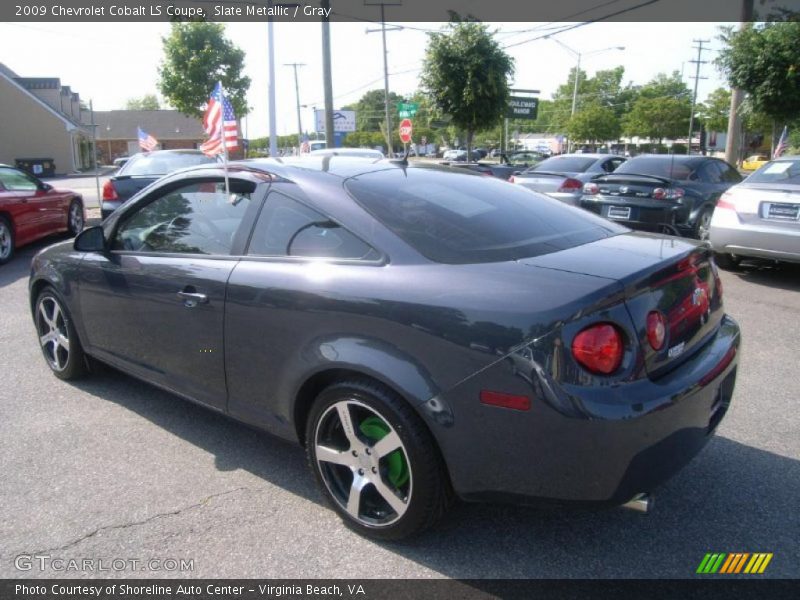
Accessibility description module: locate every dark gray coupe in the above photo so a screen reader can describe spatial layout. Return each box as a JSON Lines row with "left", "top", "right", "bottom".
{"left": 29, "top": 157, "right": 740, "bottom": 540}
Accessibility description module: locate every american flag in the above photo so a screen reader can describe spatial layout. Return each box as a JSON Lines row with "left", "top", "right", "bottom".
{"left": 300, "top": 134, "right": 310, "bottom": 154}
{"left": 773, "top": 125, "right": 788, "bottom": 159}
{"left": 200, "top": 82, "right": 238, "bottom": 157}
{"left": 137, "top": 127, "right": 158, "bottom": 152}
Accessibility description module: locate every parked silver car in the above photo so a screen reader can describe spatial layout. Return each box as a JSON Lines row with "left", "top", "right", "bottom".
{"left": 709, "top": 155, "right": 800, "bottom": 268}
{"left": 510, "top": 154, "right": 626, "bottom": 205}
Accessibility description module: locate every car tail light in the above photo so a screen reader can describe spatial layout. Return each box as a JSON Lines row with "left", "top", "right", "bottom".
{"left": 102, "top": 180, "right": 118, "bottom": 201}
{"left": 646, "top": 311, "right": 667, "bottom": 351}
{"left": 480, "top": 390, "right": 531, "bottom": 411}
{"left": 557, "top": 178, "right": 583, "bottom": 192}
{"left": 571, "top": 323, "right": 624, "bottom": 375}
{"left": 583, "top": 182, "right": 599, "bottom": 195}
{"left": 653, "top": 187, "right": 684, "bottom": 200}
{"left": 716, "top": 192, "right": 737, "bottom": 211}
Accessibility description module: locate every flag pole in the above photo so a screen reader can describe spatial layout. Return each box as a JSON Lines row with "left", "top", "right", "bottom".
{"left": 220, "top": 82, "right": 231, "bottom": 200}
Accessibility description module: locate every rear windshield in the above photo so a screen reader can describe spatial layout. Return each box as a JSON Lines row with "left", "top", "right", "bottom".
{"left": 746, "top": 160, "right": 800, "bottom": 184}
{"left": 529, "top": 156, "right": 596, "bottom": 173}
{"left": 614, "top": 157, "right": 694, "bottom": 180}
{"left": 345, "top": 167, "right": 625, "bottom": 264}
{"left": 121, "top": 152, "right": 215, "bottom": 176}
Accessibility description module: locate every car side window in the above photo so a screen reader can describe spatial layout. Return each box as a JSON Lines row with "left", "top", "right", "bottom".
{"left": 248, "top": 192, "right": 378, "bottom": 260}
{"left": 718, "top": 161, "right": 743, "bottom": 183}
{"left": 697, "top": 161, "right": 723, "bottom": 184}
{"left": 0, "top": 168, "right": 39, "bottom": 191}
{"left": 112, "top": 180, "right": 251, "bottom": 255}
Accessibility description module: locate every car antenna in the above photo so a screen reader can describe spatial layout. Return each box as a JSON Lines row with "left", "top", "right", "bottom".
{"left": 390, "top": 146, "right": 410, "bottom": 166}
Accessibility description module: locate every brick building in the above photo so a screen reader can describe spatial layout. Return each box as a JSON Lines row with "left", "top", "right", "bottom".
{"left": 92, "top": 110, "right": 208, "bottom": 164}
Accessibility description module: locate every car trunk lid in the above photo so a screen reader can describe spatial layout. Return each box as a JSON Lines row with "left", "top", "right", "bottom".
{"left": 592, "top": 173, "right": 678, "bottom": 201}
{"left": 514, "top": 171, "right": 577, "bottom": 193}
{"left": 723, "top": 183, "right": 800, "bottom": 230}
{"left": 520, "top": 232, "right": 724, "bottom": 378}
{"left": 109, "top": 175, "right": 159, "bottom": 202}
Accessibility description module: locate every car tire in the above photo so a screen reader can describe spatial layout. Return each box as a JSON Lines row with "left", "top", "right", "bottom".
{"left": 714, "top": 252, "right": 741, "bottom": 271}
{"left": 0, "top": 216, "right": 14, "bottom": 265}
{"left": 34, "top": 287, "right": 88, "bottom": 380}
{"left": 67, "top": 199, "right": 84, "bottom": 237}
{"left": 694, "top": 206, "right": 714, "bottom": 241}
{"left": 306, "top": 379, "right": 452, "bottom": 540}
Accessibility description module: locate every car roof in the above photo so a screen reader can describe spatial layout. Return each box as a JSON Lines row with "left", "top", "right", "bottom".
{"left": 541, "top": 153, "right": 614, "bottom": 159}
{"left": 180, "top": 156, "right": 479, "bottom": 183}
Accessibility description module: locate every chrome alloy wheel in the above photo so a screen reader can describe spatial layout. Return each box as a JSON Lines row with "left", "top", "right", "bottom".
{"left": 0, "top": 220, "right": 11, "bottom": 260}
{"left": 36, "top": 296, "right": 71, "bottom": 372}
{"left": 69, "top": 202, "right": 84, "bottom": 234}
{"left": 314, "top": 399, "right": 412, "bottom": 527}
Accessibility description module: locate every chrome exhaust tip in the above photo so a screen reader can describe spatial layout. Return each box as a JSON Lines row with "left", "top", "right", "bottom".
{"left": 621, "top": 493, "right": 654, "bottom": 514}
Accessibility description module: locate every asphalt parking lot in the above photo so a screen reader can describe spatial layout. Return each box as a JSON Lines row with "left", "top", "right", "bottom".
{"left": 1, "top": 238, "right": 798, "bottom": 579}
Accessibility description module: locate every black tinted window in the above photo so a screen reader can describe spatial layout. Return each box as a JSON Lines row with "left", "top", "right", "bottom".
{"left": 121, "top": 152, "right": 215, "bottom": 176}
{"left": 698, "top": 161, "right": 724, "bottom": 183}
{"left": 248, "top": 192, "right": 378, "bottom": 260}
{"left": 718, "top": 161, "right": 743, "bottom": 183}
{"left": 113, "top": 181, "right": 252, "bottom": 255}
{"left": 530, "top": 156, "right": 596, "bottom": 173}
{"left": 346, "top": 167, "right": 625, "bottom": 264}
{"left": 614, "top": 157, "right": 695, "bottom": 180}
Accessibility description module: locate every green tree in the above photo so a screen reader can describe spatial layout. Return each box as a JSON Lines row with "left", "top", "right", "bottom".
{"left": 567, "top": 105, "right": 621, "bottom": 148}
{"left": 342, "top": 89, "right": 406, "bottom": 132}
{"left": 158, "top": 22, "right": 250, "bottom": 118}
{"left": 621, "top": 72, "right": 691, "bottom": 145}
{"left": 716, "top": 21, "right": 800, "bottom": 125}
{"left": 125, "top": 94, "right": 161, "bottom": 110}
{"left": 696, "top": 87, "right": 731, "bottom": 132}
{"left": 623, "top": 97, "right": 691, "bottom": 145}
{"left": 421, "top": 21, "right": 514, "bottom": 160}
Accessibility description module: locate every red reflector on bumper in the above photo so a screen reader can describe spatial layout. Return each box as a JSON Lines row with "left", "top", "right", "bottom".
{"left": 699, "top": 345, "right": 737, "bottom": 387}
{"left": 480, "top": 390, "right": 531, "bottom": 411}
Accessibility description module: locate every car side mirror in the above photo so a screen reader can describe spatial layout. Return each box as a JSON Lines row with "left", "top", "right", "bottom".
{"left": 38, "top": 182, "right": 52, "bottom": 192}
{"left": 74, "top": 226, "right": 106, "bottom": 252}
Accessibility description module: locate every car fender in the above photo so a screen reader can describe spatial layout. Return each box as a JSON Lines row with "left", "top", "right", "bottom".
{"left": 291, "top": 334, "right": 441, "bottom": 406}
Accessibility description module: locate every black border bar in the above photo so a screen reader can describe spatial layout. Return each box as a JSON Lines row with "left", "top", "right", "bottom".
{"left": 3, "top": 0, "right": 800, "bottom": 23}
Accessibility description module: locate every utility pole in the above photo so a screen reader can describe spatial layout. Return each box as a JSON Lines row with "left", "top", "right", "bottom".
{"left": 725, "top": 0, "right": 755, "bottom": 166}
{"left": 284, "top": 63, "right": 306, "bottom": 151}
{"left": 267, "top": 6, "right": 278, "bottom": 157}
{"left": 366, "top": 2, "right": 402, "bottom": 156}
{"left": 321, "top": 0, "right": 334, "bottom": 148}
{"left": 90, "top": 99, "right": 100, "bottom": 205}
{"left": 687, "top": 39, "right": 709, "bottom": 155}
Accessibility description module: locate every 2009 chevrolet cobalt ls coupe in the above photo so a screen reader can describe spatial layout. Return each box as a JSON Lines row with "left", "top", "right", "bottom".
{"left": 29, "top": 158, "right": 740, "bottom": 540}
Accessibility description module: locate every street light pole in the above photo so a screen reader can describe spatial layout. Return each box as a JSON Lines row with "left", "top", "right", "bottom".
{"left": 267, "top": 12, "right": 278, "bottom": 157}
{"left": 570, "top": 52, "right": 581, "bottom": 119}
{"left": 366, "top": 2, "right": 402, "bottom": 156}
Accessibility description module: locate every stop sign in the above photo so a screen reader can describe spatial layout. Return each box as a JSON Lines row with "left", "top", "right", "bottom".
{"left": 399, "top": 118, "right": 413, "bottom": 144}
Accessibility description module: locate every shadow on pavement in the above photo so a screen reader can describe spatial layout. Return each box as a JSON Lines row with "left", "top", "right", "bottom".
{"left": 0, "top": 237, "right": 64, "bottom": 290}
{"left": 726, "top": 260, "right": 800, "bottom": 293}
{"left": 72, "top": 368, "right": 799, "bottom": 578}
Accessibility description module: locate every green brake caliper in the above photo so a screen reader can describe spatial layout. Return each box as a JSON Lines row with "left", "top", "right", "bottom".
{"left": 359, "top": 416, "right": 409, "bottom": 488}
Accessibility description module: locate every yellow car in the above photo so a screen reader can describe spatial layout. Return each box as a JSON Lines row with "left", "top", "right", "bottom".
{"left": 742, "top": 154, "right": 769, "bottom": 171}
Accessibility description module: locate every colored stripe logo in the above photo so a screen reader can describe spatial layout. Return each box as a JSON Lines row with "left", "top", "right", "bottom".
{"left": 697, "top": 553, "right": 773, "bottom": 574}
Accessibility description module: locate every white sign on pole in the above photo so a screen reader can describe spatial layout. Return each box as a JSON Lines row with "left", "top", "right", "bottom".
{"left": 315, "top": 109, "right": 357, "bottom": 133}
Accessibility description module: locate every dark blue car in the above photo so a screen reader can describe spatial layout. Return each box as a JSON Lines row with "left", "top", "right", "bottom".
{"left": 30, "top": 157, "right": 740, "bottom": 540}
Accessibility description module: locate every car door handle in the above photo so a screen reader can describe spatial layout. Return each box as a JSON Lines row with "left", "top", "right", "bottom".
{"left": 177, "top": 289, "right": 208, "bottom": 307}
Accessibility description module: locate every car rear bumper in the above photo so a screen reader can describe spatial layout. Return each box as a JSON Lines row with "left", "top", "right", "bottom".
{"left": 101, "top": 200, "right": 122, "bottom": 220}
{"left": 580, "top": 196, "right": 689, "bottom": 232}
{"left": 710, "top": 211, "right": 800, "bottom": 263}
{"left": 425, "top": 315, "right": 740, "bottom": 506}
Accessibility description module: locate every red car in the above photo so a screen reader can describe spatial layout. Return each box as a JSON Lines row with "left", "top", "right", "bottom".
{"left": 0, "top": 165, "right": 84, "bottom": 265}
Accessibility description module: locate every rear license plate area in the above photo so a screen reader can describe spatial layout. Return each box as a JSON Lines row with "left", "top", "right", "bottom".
{"left": 607, "top": 206, "right": 631, "bottom": 220}
{"left": 763, "top": 202, "right": 799, "bottom": 221}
